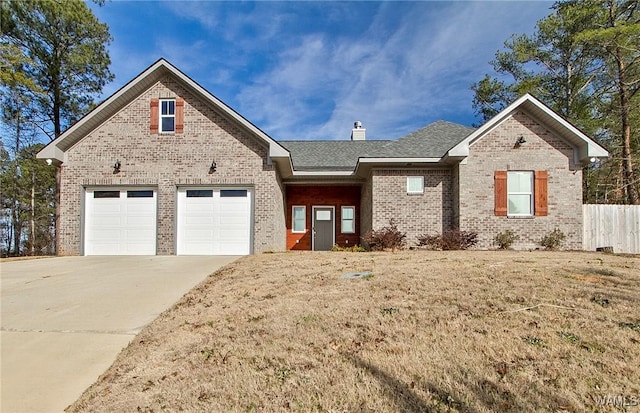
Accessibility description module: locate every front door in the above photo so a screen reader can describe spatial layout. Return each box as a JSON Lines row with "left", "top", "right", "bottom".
{"left": 313, "top": 207, "right": 334, "bottom": 251}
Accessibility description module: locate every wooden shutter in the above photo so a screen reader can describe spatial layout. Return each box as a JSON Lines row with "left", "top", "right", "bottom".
{"left": 175, "top": 98, "right": 184, "bottom": 134}
{"left": 534, "top": 170, "right": 548, "bottom": 216}
{"left": 150, "top": 98, "right": 159, "bottom": 134}
{"left": 494, "top": 171, "right": 507, "bottom": 216}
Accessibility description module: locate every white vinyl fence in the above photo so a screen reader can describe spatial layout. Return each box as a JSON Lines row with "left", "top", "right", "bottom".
{"left": 583, "top": 204, "right": 640, "bottom": 254}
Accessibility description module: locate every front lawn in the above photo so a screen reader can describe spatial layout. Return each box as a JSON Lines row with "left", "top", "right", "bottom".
{"left": 69, "top": 251, "right": 640, "bottom": 412}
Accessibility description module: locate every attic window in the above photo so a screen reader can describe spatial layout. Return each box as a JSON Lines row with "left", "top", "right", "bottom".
{"left": 160, "top": 99, "right": 175, "bottom": 133}
{"left": 151, "top": 98, "right": 184, "bottom": 134}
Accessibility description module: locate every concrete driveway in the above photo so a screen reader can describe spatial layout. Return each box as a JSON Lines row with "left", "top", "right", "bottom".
{"left": 1, "top": 255, "right": 239, "bottom": 413}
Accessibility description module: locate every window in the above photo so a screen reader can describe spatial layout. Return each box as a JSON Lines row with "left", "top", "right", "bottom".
{"left": 292, "top": 206, "right": 306, "bottom": 233}
{"left": 151, "top": 98, "right": 183, "bottom": 134}
{"left": 186, "top": 190, "right": 213, "bottom": 198}
{"left": 341, "top": 206, "right": 355, "bottom": 233}
{"left": 495, "top": 170, "right": 548, "bottom": 217}
{"left": 94, "top": 190, "right": 120, "bottom": 198}
{"left": 220, "top": 190, "right": 247, "bottom": 198}
{"left": 407, "top": 176, "right": 424, "bottom": 194}
{"left": 127, "top": 190, "right": 154, "bottom": 198}
{"left": 507, "top": 171, "right": 533, "bottom": 216}
{"left": 160, "top": 99, "right": 175, "bottom": 133}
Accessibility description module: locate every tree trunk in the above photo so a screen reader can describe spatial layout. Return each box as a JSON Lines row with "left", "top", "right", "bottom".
{"left": 616, "top": 48, "right": 639, "bottom": 204}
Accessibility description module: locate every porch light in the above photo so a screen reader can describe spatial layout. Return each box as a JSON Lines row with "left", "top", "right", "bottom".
{"left": 516, "top": 136, "right": 526, "bottom": 146}
{"left": 113, "top": 160, "right": 121, "bottom": 174}
{"left": 209, "top": 160, "right": 217, "bottom": 174}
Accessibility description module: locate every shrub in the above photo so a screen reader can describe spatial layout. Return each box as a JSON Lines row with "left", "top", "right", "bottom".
{"left": 494, "top": 229, "right": 519, "bottom": 249}
{"left": 362, "top": 219, "right": 406, "bottom": 251}
{"left": 331, "top": 244, "right": 366, "bottom": 252}
{"left": 418, "top": 229, "right": 478, "bottom": 250}
{"left": 539, "top": 228, "right": 566, "bottom": 250}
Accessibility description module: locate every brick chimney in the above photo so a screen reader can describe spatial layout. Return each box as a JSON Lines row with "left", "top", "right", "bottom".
{"left": 351, "top": 121, "right": 366, "bottom": 141}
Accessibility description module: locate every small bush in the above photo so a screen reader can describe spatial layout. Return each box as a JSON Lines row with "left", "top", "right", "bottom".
{"left": 418, "top": 229, "right": 478, "bottom": 251}
{"left": 331, "top": 244, "right": 366, "bottom": 252}
{"left": 494, "top": 229, "right": 519, "bottom": 249}
{"left": 539, "top": 228, "right": 566, "bottom": 250}
{"left": 362, "top": 219, "right": 406, "bottom": 251}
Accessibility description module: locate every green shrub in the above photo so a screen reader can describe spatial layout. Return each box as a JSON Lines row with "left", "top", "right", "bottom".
{"left": 494, "top": 229, "right": 519, "bottom": 249}
{"left": 362, "top": 219, "right": 406, "bottom": 251}
{"left": 539, "top": 228, "right": 566, "bottom": 250}
{"left": 418, "top": 229, "right": 478, "bottom": 250}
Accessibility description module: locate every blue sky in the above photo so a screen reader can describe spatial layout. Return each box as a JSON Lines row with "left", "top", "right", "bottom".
{"left": 90, "top": 1, "right": 554, "bottom": 141}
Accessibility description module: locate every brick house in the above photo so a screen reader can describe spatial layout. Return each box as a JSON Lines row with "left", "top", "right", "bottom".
{"left": 37, "top": 59, "right": 608, "bottom": 255}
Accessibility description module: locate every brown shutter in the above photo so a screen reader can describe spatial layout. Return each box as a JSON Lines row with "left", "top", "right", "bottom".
{"left": 175, "top": 98, "right": 184, "bottom": 134}
{"left": 150, "top": 98, "right": 159, "bottom": 134}
{"left": 494, "top": 171, "right": 507, "bottom": 216}
{"left": 534, "top": 170, "right": 548, "bottom": 216}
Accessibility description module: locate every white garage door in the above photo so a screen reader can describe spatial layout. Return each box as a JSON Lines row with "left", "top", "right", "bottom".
{"left": 177, "top": 188, "right": 252, "bottom": 255}
{"left": 84, "top": 188, "right": 157, "bottom": 255}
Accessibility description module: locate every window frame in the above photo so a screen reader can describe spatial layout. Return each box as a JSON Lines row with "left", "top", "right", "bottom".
{"left": 341, "top": 206, "right": 355, "bottom": 234}
{"left": 507, "top": 171, "right": 534, "bottom": 217}
{"left": 292, "top": 205, "right": 306, "bottom": 233}
{"left": 406, "top": 176, "right": 424, "bottom": 194}
{"left": 159, "top": 98, "right": 176, "bottom": 133}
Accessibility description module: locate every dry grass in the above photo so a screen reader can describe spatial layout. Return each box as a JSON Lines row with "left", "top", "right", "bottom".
{"left": 69, "top": 251, "right": 640, "bottom": 412}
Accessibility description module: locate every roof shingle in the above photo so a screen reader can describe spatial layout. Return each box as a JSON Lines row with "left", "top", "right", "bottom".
{"left": 280, "top": 120, "right": 475, "bottom": 170}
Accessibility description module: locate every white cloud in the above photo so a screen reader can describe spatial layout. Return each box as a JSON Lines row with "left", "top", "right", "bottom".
{"left": 234, "top": 1, "right": 553, "bottom": 140}
{"left": 95, "top": 1, "right": 554, "bottom": 140}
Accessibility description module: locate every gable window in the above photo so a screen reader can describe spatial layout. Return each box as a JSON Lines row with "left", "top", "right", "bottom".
{"left": 341, "top": 206, "right": 355, "bottom": 234}
{"left": 150, "top": 98, "right": 184, "bottom": 134}
{"left": 292, "top": 206, "right": 306, "bottom": 233}
{"left": 407, "top": 176, "right": 424, "bottom": 194}
{"left": 495, "top": 170, "right": 548, "bottom": 217}
{"left": 160, "top": 99, "right": 176, "bottom": 133}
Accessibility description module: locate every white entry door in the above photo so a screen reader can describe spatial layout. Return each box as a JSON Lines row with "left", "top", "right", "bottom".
{"left": 177, "top": 188, "right": 252, "bottom": 255}
{"left": 84, "top": 188, "right": 157, "bottom": 255}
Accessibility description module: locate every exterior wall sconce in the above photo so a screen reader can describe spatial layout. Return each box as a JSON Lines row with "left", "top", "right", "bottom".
{"left": 209, "top": 160, "right": 217, "bottom": 174}
{"left": 113, "top": 160, "right": 121, "bottom": 174}
{"left": 515, "top": 136, "right": 527, "bottom": 146}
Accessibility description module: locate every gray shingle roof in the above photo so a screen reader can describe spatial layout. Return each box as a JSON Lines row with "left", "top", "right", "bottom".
{"left": 280, "top": 121, "right": 476, "bottom": 170}
{"left": 278, "top": 141, "right": 390, "bottom": 170}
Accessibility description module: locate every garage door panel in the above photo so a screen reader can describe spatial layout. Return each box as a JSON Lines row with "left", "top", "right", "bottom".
{"left": 85, "top": 188, "right": 157, "bottom": 255}
{"left": 177, "top": 188, "right": 251, "bottom": 255}
{"left": 124, "top": 215, "right": 156, "bottom": 226}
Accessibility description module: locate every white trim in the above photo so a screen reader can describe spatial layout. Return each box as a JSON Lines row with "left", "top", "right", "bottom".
{"left": 311, "top": 206, "right": 335, "bottom": 251}
{"left": 292, "top": 171, "right": 355, "bottom": 176}
{"left": 341, "top": 206, "right": 355, "bottom": 234}
{"left": 292, "top": 205, "right": 306, "bottom": 233}
{"left": 446, "top": 94, "right": 608, "bottom": 163}
{"left": 358, "top": 157, "right": 443, "bottom": 164}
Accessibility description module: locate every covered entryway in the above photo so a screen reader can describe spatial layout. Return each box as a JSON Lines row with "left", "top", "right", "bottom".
{"left": 84, "top": 188, "right": 157, "bottom": 255}
{"left": 312, "top": 206, "right": 335, "bottom": 251}
{"left": 177, "top": 188, "right": 252, "bottom": 255}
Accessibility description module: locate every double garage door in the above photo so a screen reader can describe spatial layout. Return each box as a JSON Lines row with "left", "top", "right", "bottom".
{"left": 84, "top": 187, "right": 251, "bottom": 255}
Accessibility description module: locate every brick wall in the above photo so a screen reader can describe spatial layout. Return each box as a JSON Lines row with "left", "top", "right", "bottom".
{"left": 285, "top": 185, "right": 361, "bottom": 250}
{"left": 370, "top": 168, "right": 454, "bottom": 246}
{"left": 59, "top": 76, "right": 285, "bottom": 255}
{"left": 360, "top": 174, "right": 373, "bottom": 238}
{"left": 458, "top": 110, "right": 583, "bottom": 249}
